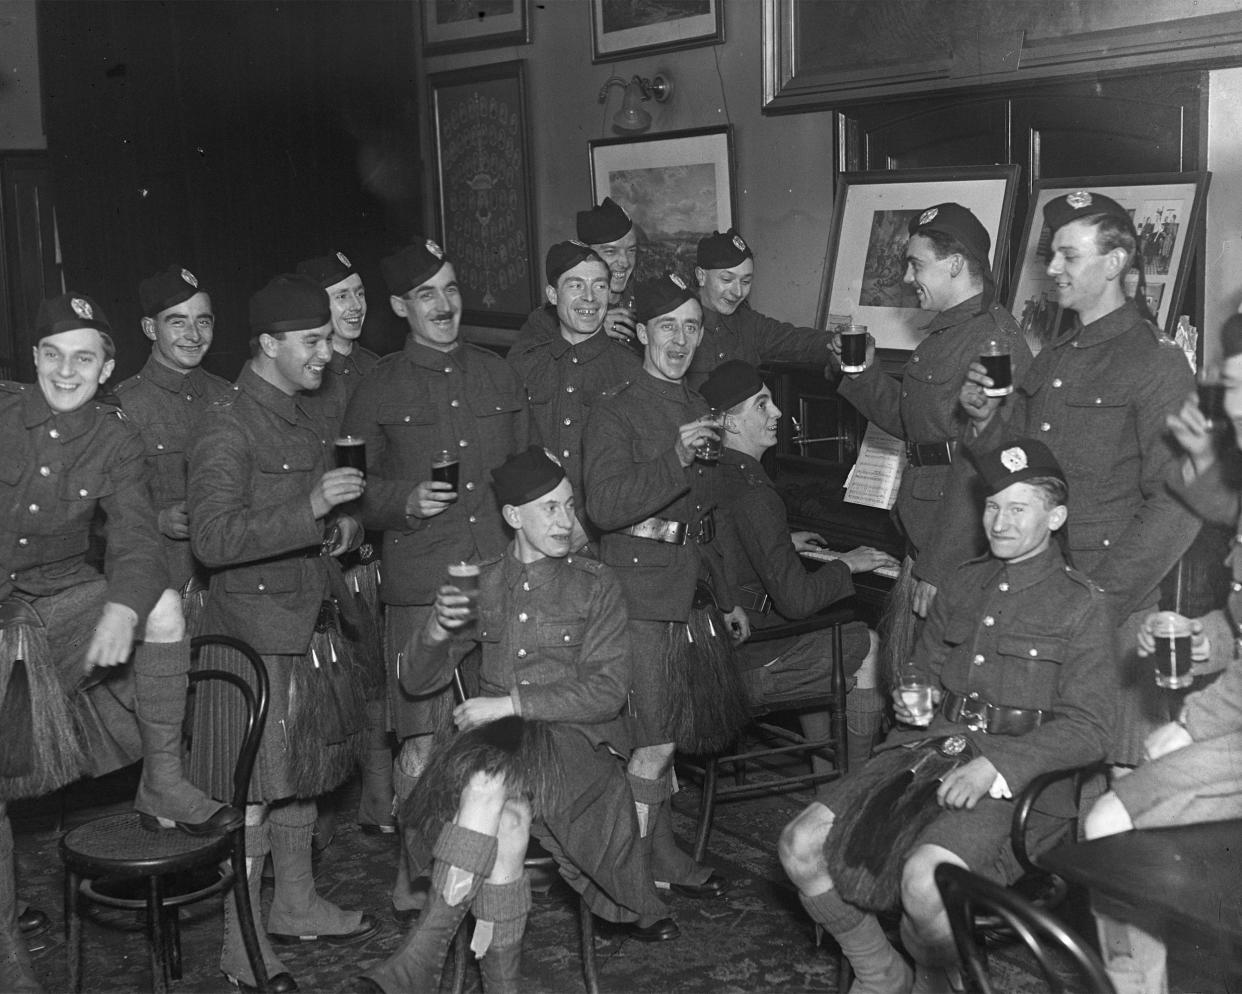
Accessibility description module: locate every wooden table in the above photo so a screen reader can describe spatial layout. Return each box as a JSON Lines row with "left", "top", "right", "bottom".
{"left": 1040, "top": 820, "right": 1242, "bottom": 978}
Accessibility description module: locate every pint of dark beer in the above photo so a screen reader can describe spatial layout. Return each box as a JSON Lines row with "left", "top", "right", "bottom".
{"left": 335, "top": 436, "right": 367, "bottom": 478}
{"left": 840, "top": 324, "right": 868, "bottom": 374}
{"left": 431, "top": 449, "right": 460, "bottom": 494}
{"left": 1151, "top": 611, "right": 1194, "bottom": 690}
{"left": 980, "top": 340, "right": 1013, "bottom": 397}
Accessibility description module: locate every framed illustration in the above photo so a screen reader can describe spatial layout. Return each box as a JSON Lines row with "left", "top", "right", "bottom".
{"left": 816, "top": 165, "right": 1022, "bottom": 353}
{"left": 1009, "top": 173, "right": 1210, "bottom": 348}
{"left": 428, "top": 61, "right": 538, "bottom": 328}
{"left": 589, "top": 125, "right": 735, "bottom": 285}
{"left": 421, "top": 0, "right": 530, "bottom": 57}
{"left": 591, "top": 0, "right": 722, "bottom": 63}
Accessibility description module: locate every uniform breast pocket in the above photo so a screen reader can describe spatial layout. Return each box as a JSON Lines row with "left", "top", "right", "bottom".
{"left": 469, "top": 390, "right": 525, "bottom": 420}
{"left": 377, "top": 403, "right": 437, "bottom": 429}
{"left": 143, "top": 425, "right": 188, "bottom": 501}
{"left": 995, "top": 632, "right": 1067, "bottom": 709}
{"left": 1063, "top": 389, "right": 1128, "bottom": 433}
{"left": 940, "top": 612, "right": 975, "bottom": 648}
{"left": 256, "top": 449, "right": 319, "bottom": 501}
{"left": 908, "top": 464, "right": 950, "bottom": 503}
{"left": 537, "top": 619, "right": 585, "bottom": 649}
{"left": 221, "top": 564, "right": 302, "bottom": 596}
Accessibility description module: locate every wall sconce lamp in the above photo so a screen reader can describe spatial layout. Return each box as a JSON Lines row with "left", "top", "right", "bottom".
{"left": 598, "top": 74, "right": 673, "bottom": 134}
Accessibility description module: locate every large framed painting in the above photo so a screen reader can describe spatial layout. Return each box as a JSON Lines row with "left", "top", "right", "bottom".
{"left": 428, "top": 61, "right": 539, "bottom": 329}
{"left": 1009, "top": 173, "right": 1210, "bottom": 349}
{"left": 421, "top": 0, "right": 530, "bottom": 56}
{"left": 591, "top": 0, "right": 723, "bottom": 63}
{"left": 588, "top": 125, "right": 735, "bottom": 285}
{"left": 816, "top": 165, "right": 1021, "bottom": 354}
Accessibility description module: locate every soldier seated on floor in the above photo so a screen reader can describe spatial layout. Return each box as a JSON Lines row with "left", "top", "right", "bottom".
{"left": 778, "top": 438, "right": 1115, "bottom": 993}
{"left": 357, "top": 447, "right": 674, "bottom": 994}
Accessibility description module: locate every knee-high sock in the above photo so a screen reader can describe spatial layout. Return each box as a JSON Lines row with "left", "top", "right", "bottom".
{"left": 267, "top": 799, "right": 361, "bottom": 936}
{"left": 800, "top": 888, "right": 911, "bottom": 994}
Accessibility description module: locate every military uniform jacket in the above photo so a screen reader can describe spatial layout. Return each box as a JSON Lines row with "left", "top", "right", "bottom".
{"left": 714, "top": 449, "right": 854, "bottom": 631}
{"left": 403, "top": 549, "right": 632, "bottom": 751}
{"left": 323, "top": 345, "right": 380, "bottom": 405}
{"left": 114, "top": 354, "right": 236, "bottom": 587}
{"left": 917, "top": 301, "right": 1200, "bottom": 619}
{"left": 837, "top": 297, "right": 1029, "bottom": 558}
{"left": 341, "top": 338, "right": 533, "bottom": 605}
{"left": 686, "top": 302, "right": 827, "bottom": 391}
{"left": 0, "top": 381, "right": 168, "bottom": 618}
{"left": 899, "top": 545, "right": 1115, "bottom": 797}
{"left": 584, "top": 372, "right": 724, "bottom": 622}
{"left": 507, "top": 306, "right": 640, "bottom": 502}
{"left": 188, "top": 364, "right": 334, "bottom": 654}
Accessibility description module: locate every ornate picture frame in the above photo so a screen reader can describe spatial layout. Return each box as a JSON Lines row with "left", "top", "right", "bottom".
{"left": 591, "top": 0, "right": 723, "bottom": 63}
{"left": 428, "top": 60, "right": 539, "bottom": 328}
{"left": 421, "top": 0, "right": 531, "bottom": 57}
{"left": 588, "top": 125, "right": 735, "bottom": 285}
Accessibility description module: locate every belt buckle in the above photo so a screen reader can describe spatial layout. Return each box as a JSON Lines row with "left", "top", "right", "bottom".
{"left": 696, "top": 513, "right": 716, "bottom": 545}
{"left": 960, "top": 697, "right": 986, "bottom": 732}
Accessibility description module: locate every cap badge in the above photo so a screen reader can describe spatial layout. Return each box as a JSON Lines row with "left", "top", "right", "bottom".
{"left": 181, "top": 268, "right": 198, "bottom": 288}
{"left": 569, "top": 238, "right": 587, "bottom": 248}
{"left": 670, "top": 274, "right": 687, "bottom": 290}
{"left": 918, "top": 207, "right": 939, "bottom": 226}
{"left": 336, "top": 252, "right": 351, "bottom": 267}
{"left": 70, "top": 297, "right": 94, "bottom": 320}
{"left": 1066, "top": 190, "right": 1093, "bottom": 209}
{"left": 425, "top": 238, "right": 444, "bottom": 259}
{"left": 731, "top": 234, "right": 747, "bottom": 251}
{"left": 1000, "top": 446, "right": 1028, "bottom": 472}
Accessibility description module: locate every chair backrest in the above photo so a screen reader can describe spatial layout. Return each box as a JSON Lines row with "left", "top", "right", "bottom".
{"left": 189, "top": 635, "right": 269, "bottom": 811}
{"left": 934, "top": 862, "right": 1115, "bottom": 994}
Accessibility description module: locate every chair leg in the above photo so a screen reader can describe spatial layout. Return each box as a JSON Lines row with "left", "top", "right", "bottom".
{"left": 65, "top": 869, "right": 82, "bottom": 994}
{"left": 166, "top": 905, "right": 182, "bottom": 982}
{"left": 577, "top": 892, "right": 599, "bottom": 994}
{"left": 229, "top": 840, "right": 269, "bottom": 993}
{"left": 692, "top": 757, "right": 719, "bottom": 866}
{"left": 147, "top": 875, "right": 168, "bottom": 994}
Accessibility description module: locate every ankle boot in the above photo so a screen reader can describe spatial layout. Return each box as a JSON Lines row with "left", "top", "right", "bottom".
{"left": 267, "top": 800, "right": 375, "bottom": 943}
{"left": 358, "top": 700, "right": 395, "bottom": 831}
{"left": 473, "top": 877, "right": 529, "bottom": 994}
{"left": 133, "top": 638, "right": 239, "bottom": 834}
{"left": 800, "top": 889, "right": 911, "bottom": 994}
{"left": 221, "top": 847, "right": 294, "bottom": 993}
{"left": 361, "top": 823, "right": 498, "bottom": 993}
{"left": 0, "top": 807, "right": 42, "bottom": 994}
{"left": 649, "top": 798, "right": 711, "bottom": 888}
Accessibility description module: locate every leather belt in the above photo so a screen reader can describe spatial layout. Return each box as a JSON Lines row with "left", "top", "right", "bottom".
{"left": 738, "top": 583, "right": 772, "bottom": 615}
{"left": 906, "top": 440, "right": 956, "bottom": 467}
{"left": 625, "top": 516, "right": 687, "bottom": 546}
{"left": 941, "top": 690, "right": 1049, "bottom": 736}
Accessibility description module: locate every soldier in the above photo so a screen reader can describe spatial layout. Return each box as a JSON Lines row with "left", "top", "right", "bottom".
{"left": 779, "top": 438, "right": 1114, "bottom": 992}
{"left": 829, "top": 204, "right": 1030, "bottom": 620}
{"left": 297, "top": 250, "right": 380, "bottom": 401}
{"left": 934, "top": 190, "right": 1200, "bottom": 769}
{"left": 700, "top": 360, "right": 897, "bottom": 770}
{"left": 188, "top": 274, "right": 377, "bottom": 991}
{"left": 358, "top": 447, "right": 675, "bottom": 993}
{"left": 114, "top": 266, "right": 235, "bottom": 593}
{"left": 584, "top": 273, "right": 737, "bottom": 907}
{"left": 0, "top": 293, "right": 239, "bottom": 993}
{"left": 578, "top": 196, "right": 641, "bottom": 344}
{"left": 687, "top": 228, "right": 831, "bottom": 389}
{"left": 506, "top": 241, "right": 640, "bottom": 508}
{"left": 341, "top": 237, "right": 532, "bottom": 921}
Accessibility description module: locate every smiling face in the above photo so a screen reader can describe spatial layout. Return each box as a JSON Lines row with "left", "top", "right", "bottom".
{"left": 1046, "top": 219, "right": 1124, "bottom": 325}
{"left": 144, "top": 291, "right": 214, "bottom": 373}
{"left": 983, "top": 481, "right": 1066, "bottom": 564}
{"left": 547, "top": 258, "right": 610, "bottom": 342}
{"left": 590, "top": 227, "right": 638, "bottom": 301}
{"left": 259, "top": 323, "right": 334, "bottom": 394}
{"left": 902, "top": 234, "right": 961, "bottom": 312}
{"left": 725, "top": 385, "right": 781, "bottom": 460}
{"left": 638, "top": 298, "right": 703, "bottom": 383}
{"left": 696, "top": 258, "right": 754, "bottom": 316}
{"left": 326, "top": 273, "right": 366, "bottom": 344}
{"left": 34, "top": 327, "right": 115, "bottom": 413}
{"left": 506, "top": 477, "right": 576, "bottom": 563}
{"left": 392, "top": 262, "right": 461, "bottom": 352}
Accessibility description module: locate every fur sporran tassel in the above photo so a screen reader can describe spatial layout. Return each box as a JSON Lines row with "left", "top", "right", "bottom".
{"left": 285, "top": 607, "right": 365, "bottom": 797}
{"left": 664, "top": 586, "right": 752, "bottom": 755}
{"left": 879, "top": 556, "right": 919, "bottom": 690}
{"left": 400, "top": 716, "right": 564, "bottom": 844}
{"left": 824, "top": 739, "right": 973, "bottom": 910}
{"left": 0, "top": 622, "right": 87, "bottom": 799}
{"left": 344, "top": 560, "right": 385, "bottom": 697}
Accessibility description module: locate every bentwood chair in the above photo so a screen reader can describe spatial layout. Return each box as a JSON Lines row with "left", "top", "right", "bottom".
{"left": 59, "top": 635, "right": 269, "bottom": 993}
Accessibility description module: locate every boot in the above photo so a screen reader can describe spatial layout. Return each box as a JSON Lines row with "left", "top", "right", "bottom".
{"left": 0, "top": 806, "right": 43, "bottom": 994}
{"left": 358, "top": 700, "right": 395, "bottom": 833}
{"left": 1095, "top": 910, "right": 1169, "bottom": 994}
{"left": 391, "top": 746, "right": 429, "bottom": 918}
{"left": 473, "top": 877, "right": 530, "bottom": 994}
{"left": 650, "top": 799, "right": 729, "bottom": 897}
{"left": 361, "top": 823, "right": 498, "bottom": 993}
{"left": 267, "top": 800, "right": 377, "bottom": 944}
{"left": 800, "top": 888, "right": 911, "bottom": 994}
{"left": 133, "top": 638, "right": 240, "bottom": 834}
{"left": 221, "top": 816, "right": 295, "bottom": 993}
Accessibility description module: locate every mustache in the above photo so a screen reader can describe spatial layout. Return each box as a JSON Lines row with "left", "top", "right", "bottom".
{"left": 429, "top": 310, "right": 456, "bottom": 321}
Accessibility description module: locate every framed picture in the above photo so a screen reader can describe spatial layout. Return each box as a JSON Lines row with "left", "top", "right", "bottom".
{"left": 1009, "top": 173, "right": 1210, "bottom": 348}
{"left": 816, "top": 165, "right": 1022, "bottom": 353}
{"left": 428, "top": 61, "right": 538, "bottom": 328}
{"left": 591, "top": 0, "right": 723, "bottom": 63}
{"left": 421, "top": 0, "right": 530, "bottom": 56}
{"left": 589, "top": 125, "right": 735, "bottom": 285}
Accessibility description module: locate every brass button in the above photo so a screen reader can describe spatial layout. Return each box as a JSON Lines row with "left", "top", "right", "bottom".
{"left": 39, "top": 466, "right": 49, "bottom": 477}
{"left": 518, "top": 612, "right": 528, "bottom": 622}
{"left": 28, "top": 503, "right": 38, "bottom": 513}
{"left": 517, "top": 649, "right": 527, "bottom": 658}
{"left": 49, "top": 429, "right": 60, "bottom": 439}
{"left": 1052, "top": 378, "right": 1063, "bottom": 388}
{"left": 973, "top": 654, "right": 984, "bottom": 665}
{"left": 18, "top": 537, "right": 28, "bottom": 546}
{"left": 998, "top": 582, "right": 1009, "bottom": 592}
{"left": 451, "top": 399, "right": 460, "bottom": 408}
{"left": 983, "top": 616, "right": 995, "bottom": 626}
{"left": 1040, "top": 422, "right": 1051, "bottom": 432}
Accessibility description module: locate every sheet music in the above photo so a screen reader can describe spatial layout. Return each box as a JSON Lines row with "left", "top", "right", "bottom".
{"left": 843, "top": 423, "right": 904, "bottom": 510}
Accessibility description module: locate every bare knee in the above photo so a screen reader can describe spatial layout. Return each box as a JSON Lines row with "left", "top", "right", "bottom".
{"left": 629, "top": 742, "right": 674, "bottom": 779}
{"left": 778, "top": 802, "right": 835, "bottom": 889}
{"left": 900, "top": 845, "right": 964, "bottom": 926}
{"left": 142, "top": 589, "right": 185, "bottom": 643}
{"left": 492, "top": 797, "right": 532, "bottom": 881}
{"left": 1084, "top": 791, "right": 1133, "bottom": 840}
